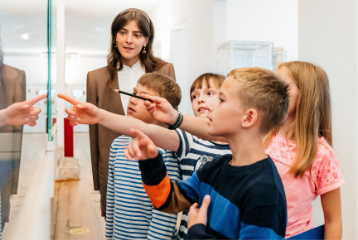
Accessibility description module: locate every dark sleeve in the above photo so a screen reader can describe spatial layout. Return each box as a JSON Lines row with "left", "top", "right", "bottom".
{"left": 239, "top": 180, "right": 287, "bottom": 240}
{"left": 86, "top": 72, "right": 100, "bottom": 190}
{"left": 139, "top": 153, "right": 200, "bottom": 214}
{"left": 239, "top": 206, "right": 286, "bottom": 239}
{"left": 187, "top": 224, "right": 216, "bottom": 240}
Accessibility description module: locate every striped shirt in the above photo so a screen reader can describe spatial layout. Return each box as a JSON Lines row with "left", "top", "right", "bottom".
{"left": 174, "top": 129, "right": 231, "bottom": 240}
{"left": 105, "top": 136, "right": 181, "bottom": 240}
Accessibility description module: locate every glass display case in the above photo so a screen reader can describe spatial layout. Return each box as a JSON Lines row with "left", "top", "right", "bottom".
{"left": 273, "top": 47, "right": 287, "bottom": 71}
{"left": 216, "top": 41, "right": 274, "bottom": 75}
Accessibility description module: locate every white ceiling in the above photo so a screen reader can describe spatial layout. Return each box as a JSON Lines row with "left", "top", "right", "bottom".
{"left": 0, "top": 0, "right": 162, "bottom": 54}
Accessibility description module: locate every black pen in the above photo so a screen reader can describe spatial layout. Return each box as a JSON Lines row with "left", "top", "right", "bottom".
{"left": 115, "top": 90, "right": 153, "bottom": 102}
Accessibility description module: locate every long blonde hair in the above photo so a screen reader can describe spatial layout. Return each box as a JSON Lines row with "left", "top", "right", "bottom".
{"left": 264, "top": 61, "right": 332, "bottom": 178}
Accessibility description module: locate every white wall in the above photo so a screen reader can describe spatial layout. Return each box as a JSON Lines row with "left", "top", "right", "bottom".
{"left": 226, "top": 0, "right": 298, "bottom": 61}
{"left": 148, "top": 0, "right": 189, "bottom": 62}
{"left": 170, "top": 28, "right": 189, "bottom": 114}
{"left": 147, "top": 0, "right": 215, "bottom": 115}
{"left": 298, "top": 0, "right": 357, "bottom": 238}
{"left": 213, "top": 0, "right": 228, "bottom": 47}
{"left": 185, "top": 0, "right": 214, "bottom": 83}
{"left": 146, "top": 2, "right": 162, "bottom": 57}
{"left": 65, "top": 55, "right": 107, "bottom": 85}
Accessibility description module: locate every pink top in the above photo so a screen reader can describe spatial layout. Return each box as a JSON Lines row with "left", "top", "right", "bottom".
{"left": 265, "top": 133, "right": 345, "bottom": 238}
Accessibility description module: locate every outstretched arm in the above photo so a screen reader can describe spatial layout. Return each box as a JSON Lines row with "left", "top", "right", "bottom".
{"left": 0, "top": 94, "right": 46, "bottom": 127}
{"left": 125, "top": 129, "right": 200, "bottom": 214}
{"left": 57, "top": 94, "right": 180, "bottom": 152}
{"left": 142, "top": 94, "right": 226, "bottom": 142}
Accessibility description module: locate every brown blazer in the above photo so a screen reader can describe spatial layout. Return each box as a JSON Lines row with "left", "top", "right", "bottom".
{"left": 0, "top": 64, "right": 26, "bottom": 133}
{"left": 0, "top": 64, "right": 26, "bottom": 228}
{"left": 86, "top": 63, "right": 176, "bottom": 211}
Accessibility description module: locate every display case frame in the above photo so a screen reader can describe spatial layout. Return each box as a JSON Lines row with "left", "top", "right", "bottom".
{"left": 216, "top": 40, "right": 274, "bottom": 75}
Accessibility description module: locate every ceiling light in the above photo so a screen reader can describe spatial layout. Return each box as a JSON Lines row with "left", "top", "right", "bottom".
{"left": 21, "top": 34, "right": 29, "bottom": 40}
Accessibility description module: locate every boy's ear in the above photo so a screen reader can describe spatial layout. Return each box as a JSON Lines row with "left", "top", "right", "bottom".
{"left": 242, "top": 108, "right": 258, "bottom": 129}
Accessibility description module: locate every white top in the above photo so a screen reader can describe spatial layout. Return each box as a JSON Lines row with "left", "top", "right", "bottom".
{"left": 117, "top": 61, "right": 145, "bottom": 115}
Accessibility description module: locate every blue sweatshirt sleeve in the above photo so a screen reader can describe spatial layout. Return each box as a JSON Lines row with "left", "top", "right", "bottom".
{"left": 239, "top": 206, "right": 286, "bottom": 239}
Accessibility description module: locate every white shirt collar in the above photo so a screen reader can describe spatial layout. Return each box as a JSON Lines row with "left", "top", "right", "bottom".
{"left": 122, "top": 60, "right": 142, "bottom": 70}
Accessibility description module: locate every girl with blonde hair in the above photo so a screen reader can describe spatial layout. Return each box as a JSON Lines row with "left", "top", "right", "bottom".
{"left": 265, "top": 61, "right": 345, "bottom": 238}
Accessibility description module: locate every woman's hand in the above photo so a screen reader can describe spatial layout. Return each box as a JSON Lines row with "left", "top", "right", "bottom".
{"left": 124, "top": 128, "right": 158, "bottom": 161}
{"left": 0, "top": 94, "right": 46, "bottom": 127}
{"left": 58, "top": 94, "right": 102, "bottom": 126}
{"left": 141, "top": 94, "right": 178, "bottom": 125}
{"left": 187, "top": 195, "right": 211, "bottom": 229}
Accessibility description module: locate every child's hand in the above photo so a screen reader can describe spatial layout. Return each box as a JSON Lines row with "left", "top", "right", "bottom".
{"left": 58, "top": 94, "right": 102, "bottom": 126}
{"left": 124, "top": 128, "right": 158, "bottom": 161}
{"left": 1, "top": 94, "right": 46, "bottom": 127}
{"left": 187, "top": 195, "right": 211, "bottom": 229}
{"left": 141, "top": 94, "right": 178, "bottom": 126}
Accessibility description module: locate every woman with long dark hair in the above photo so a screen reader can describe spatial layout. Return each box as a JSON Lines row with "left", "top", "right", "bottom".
{"left": 86, "top": 8, "right": 176, "bottom": 218}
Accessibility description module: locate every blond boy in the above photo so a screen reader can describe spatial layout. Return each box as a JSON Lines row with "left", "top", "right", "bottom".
{"left": 60, "top": 73, "right": 231, "bottom": 239}
{"left": 125, "top": 68, "right": 289, "bottom": 239}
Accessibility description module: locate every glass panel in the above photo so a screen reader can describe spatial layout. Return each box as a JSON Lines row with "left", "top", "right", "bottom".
{"left": 47, "top": 0, "right": 53, "bottom": 141}
{"left": 273, "top": 48, "right": 287, "bottom": 71}
{"left": 216, "top": 41, "right": 274, "bottom": 75}
{"left": 0, "top": 1, "right": 49, "bottom": 237}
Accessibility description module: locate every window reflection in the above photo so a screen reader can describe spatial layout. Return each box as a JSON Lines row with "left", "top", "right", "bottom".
{"left": 0, "top": 48, "right": 26, "bottom": 239}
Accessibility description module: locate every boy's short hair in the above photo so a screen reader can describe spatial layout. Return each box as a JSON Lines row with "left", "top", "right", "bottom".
{"left": 138, "top": 73, "right": 181, "bottom": 109}
{"left": 190, "top": 73, "right": 225, "bottom": 101}
{"left": 228, "top": 67, "right": 289, "bottom": 134}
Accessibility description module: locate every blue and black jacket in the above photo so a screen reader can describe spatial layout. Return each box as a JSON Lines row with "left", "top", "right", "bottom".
{"left": 139, "top": 153, "right": 287, "bottom": 239}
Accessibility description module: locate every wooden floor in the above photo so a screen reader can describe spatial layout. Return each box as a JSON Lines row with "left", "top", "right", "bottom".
{"left": 51, "top": 133, "right": 105, "bottom": 240}
{"left": 2, "top": 134, "right": 48, "bottom": 239}
{"left": 3, "top": 133, "right": 105, "bottom": 240}
{"left": 3, "top": 133, "right": 181, "bottom": 240}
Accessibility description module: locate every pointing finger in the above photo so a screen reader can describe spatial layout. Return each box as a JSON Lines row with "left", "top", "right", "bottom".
{"left": 57, "top": 93, "right": 81, "bottom": 106}
{"left": 25, "top": 94, "right": 47, "bottom": 106}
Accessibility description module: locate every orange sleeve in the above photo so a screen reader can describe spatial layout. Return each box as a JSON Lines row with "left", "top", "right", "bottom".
{"left": 143, "top": 174, "right": 171, "bottom": 209}
{"left": 139, "top": 153, "right": 192, "bottom": 213}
